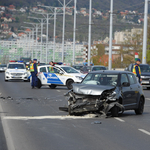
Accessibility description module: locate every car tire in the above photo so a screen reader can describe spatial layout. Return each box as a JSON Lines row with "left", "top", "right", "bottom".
{"left": 66, "top": 79, "right": 74, "bottom": 89}
{"left": 5, "top": 79, "right": 8, "bottom": 82}
{"left": 111, "top": 106, "right": 119, "bottom": 117}
{"left": 24, "top": 80, "right": 28, "bottom": 82}
{"left": 147, "top": 87, "right": 150, "bottom": 90}
{"left": 135, "top": 97, "right": 144, "bottom": 115}
{"left": 49, "top": 84, "right": 57, "bottom": 89}
{"left": 37, "top": 79, "right": 42, "bottom": 89}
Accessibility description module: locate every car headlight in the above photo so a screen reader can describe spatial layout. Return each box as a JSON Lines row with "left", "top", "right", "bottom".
{"left": 141, "top": 76, "right": 150, "bottom": 79}
{"left": 24, "top": 72, "right": 27, "bottom": 75}
{"left": 107, "top": 91, "right": 116, "bottom": 101}
{"left": 5, "top": 72, "right": 10, "bottom": 75}
{"left": 76, "top": 76, "right": 83, "bottom": 80}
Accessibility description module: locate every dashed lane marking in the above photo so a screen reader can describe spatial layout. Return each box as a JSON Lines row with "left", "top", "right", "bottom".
{"left": 57, "top": 90, "right": 61, "bottom": 92}
{"left": 114, "top": 117, "right": 125, "bottom": 122}
{"left": 146, "top": 98, "right": 150, "bottom": 101}
{"left": 138, "top": 129, "right": 150, "bottom": 136}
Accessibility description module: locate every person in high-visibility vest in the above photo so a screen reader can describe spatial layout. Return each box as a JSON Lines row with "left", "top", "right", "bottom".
{"left": 30, "top": 59, "right": 38, "bottom": 89}
{"left": 132, "top": 58, "right": 142, "bottom": 83}
{"left": 49, "top": 61, "right": 55, "bottom": 73}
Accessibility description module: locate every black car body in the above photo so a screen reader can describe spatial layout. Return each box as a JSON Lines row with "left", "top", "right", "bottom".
{"left": 125, "top": 63, "right": 150, "bottom": 89}
{"left": 72, "top": 65, "right": 83, "bottom": 71}
{"left": 91, "top": 65, "right": 107, "bottom": 71}
{"left": 65, "top": 70, "right": 145, "bottom": 117}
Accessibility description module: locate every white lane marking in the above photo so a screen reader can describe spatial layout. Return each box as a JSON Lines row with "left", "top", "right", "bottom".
{"left": 146, "top": 98, "right": 150, "bottom": 101}
{"left": 57, "top": 90, "right": 60, "bottom": 92}
{"left": 3, "top": 115, "right": 97, "bottom": 120}
{"left": 114, "top": 117, "right": 125, "bottom": 122}
{"left": 138, "top": 129, "right": 150, "bottom": 135}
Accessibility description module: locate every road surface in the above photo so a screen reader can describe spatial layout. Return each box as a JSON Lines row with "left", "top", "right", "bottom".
{"left": 0, "top": 72, "right": 150, "bottom": 150}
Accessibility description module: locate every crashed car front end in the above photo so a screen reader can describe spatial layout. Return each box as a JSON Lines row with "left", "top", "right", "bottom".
{"left": 65, "top": 84, "right": 124, "bottom": 116}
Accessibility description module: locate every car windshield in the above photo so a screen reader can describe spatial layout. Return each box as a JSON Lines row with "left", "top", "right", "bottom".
{"left": 0, "top": 64, "right": 6, "bottom": 67}
{"left": 61, "top": 67, "right": 79, "bottom": 73}
{"left": 82, "top": 73, "right": 118, "bottom": 86}
{"left": 140, "top": 65, "right": 150, "bottom": 72}
{"left": 8, "top": 64, "right": 25, "bottom": 69}
{"left": 73, "top": 66, "right": 83, "bottom": 70}
{"left": 92, "top": 66, "right": 106, "bottom": 71}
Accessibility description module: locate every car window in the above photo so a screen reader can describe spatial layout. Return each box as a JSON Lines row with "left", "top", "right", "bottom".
{"left": 47, "top": 67, "right": 60, "bottom": 73}
{"left": 140, "top": 65, "right": 150, "bottom": 73}
{"left": 40, "top": 67, "right": 47, "bottom": 72}
{"left": 92, "top": 67, "right": 106, "bottom": 71}
{"left": 128, "top": 74, "right": 136, "bottom": 85}
{"left": 8, "top": 64, "right": 25, "bottom": 69}
{"left": 121, "top": 74, "right": 129, "bottom": 85}
{"left": 82, "top": 73, "right": 118, "bottom": 86}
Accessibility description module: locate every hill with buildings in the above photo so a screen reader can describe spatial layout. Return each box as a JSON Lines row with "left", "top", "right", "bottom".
{"left": 0, "top": 0, "right": 144, "bottom": 12}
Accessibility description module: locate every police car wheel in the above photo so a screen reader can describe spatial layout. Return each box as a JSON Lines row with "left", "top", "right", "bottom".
{"left": 66, "top": 80, "right": 74, "bottom": 90}
{"left": 49, "top": 84, "right": 57, "bottom": 89}
{"left": 37, "top": 79, "right": 42, "bottom": 89}
{"left": 5, "top": 79, "right": 8, "bottom": 82}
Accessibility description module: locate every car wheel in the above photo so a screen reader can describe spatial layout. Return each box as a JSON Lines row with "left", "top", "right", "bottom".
{"left": 147, "top": 87, "right": 150, "bottom": 90}
{"left": 111, "top": 106, "right": 119, "bottom": 117}
{"left": 5, "top": 79, "right": 8, "bottom": 82}
{"left": 37, "top": 79, "right": 42, "bottom": 89}
{"left": 49, "top": 84, "right": 57, "bottom": 89}
{"left": 135, "top": 97, "right": 144, "bottom": 115}
{"left": 66, "top": 79, "right": 74, "bottom": 89}
{"left": 24, "top": 80, "right": 28, "bottom": 82}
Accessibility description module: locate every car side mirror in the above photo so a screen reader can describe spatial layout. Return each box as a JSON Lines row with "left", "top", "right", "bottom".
{"left": 59, "top": 71, "right": 64, "bottom": 75}
{"left": 122, "top": 82, "right": 130, "bottom": 87}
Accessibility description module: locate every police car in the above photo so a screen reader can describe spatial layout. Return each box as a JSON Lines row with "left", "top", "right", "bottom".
{"left": 5, "top": 62, "right": 28, "bottom": 82}
{"left": 37, "top": 65, "right": 86, "bottom": 89}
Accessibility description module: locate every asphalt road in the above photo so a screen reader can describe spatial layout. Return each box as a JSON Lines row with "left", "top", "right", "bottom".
{"left": 0, "top": 72, "right": 150, "bottom": 150}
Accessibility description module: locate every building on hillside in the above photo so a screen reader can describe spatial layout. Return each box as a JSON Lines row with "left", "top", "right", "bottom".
{"left": 1, "top": 24, "right": 9, "bottom": 29}
{"left": 114, "top": 28, "right": 143, "bottom": 44}
{"left": 20, "top": 8, "right": 26, "bottom": 12}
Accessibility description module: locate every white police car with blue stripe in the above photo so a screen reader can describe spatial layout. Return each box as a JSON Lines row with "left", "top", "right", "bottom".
{"left": 37, "top": 65, "right": 86, "bottom": 89}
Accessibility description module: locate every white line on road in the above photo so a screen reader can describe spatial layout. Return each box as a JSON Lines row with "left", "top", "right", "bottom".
{"left": 3, "top": 114, "right": 98, "bottom": 120}
{"left": 114, "top": 117, "right": 125, "bottom": 122}
{"left": 57, "top": 90, "right": 61, "bottom": 92}
{"left": 138, "top": 129, "right": 150, "bottom": 136}
{"left": 146, "top": 98, "right": 150, "bottom": 101}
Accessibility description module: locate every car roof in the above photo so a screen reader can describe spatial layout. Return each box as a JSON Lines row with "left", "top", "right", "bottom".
{"left": 92, "top": 65, "right": 106, "bottom": 67}
{"left": 89, "top": 70, "right": 134, "bottom": 74}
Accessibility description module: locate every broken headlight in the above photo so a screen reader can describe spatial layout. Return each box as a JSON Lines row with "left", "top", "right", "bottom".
{"left": 107, "top": 91, "right": 116, "bottom": 101}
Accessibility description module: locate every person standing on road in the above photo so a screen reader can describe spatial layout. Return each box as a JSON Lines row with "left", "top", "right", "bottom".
{"left": 30, "top": 59, "right": 38, "bottom": 89}
{"left": 132, "top": 58, "right": 142, "bottom": 83}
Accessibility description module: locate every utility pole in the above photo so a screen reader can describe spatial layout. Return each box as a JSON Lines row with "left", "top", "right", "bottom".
{"left": 88, "top": 0, "right": 92, "bottom": 66}
{"left": 53, "top": 8, "right": 56, "bottom": 62}
{"left": 108, "top": 0, "right": 113, "bottom": 70}
{"left": 142, "top": 0, "right": 149, "bottom": 64}
{"left": 73, "top": 0, "right": 77, "bottom": 65}
{"left": 62, "top": 0, "right": 66, "bottom": 62}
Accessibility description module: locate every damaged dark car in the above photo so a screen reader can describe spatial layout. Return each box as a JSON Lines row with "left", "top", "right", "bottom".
{"left": 64, "top": 71, "right": 145, "bottom": 117}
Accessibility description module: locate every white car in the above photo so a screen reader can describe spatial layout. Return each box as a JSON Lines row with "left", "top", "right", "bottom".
{"left": 37, "top": 65, "right": 86, "bottom": 89}
{"left": 5, "top": 63, "right": 28, "bottom": 82}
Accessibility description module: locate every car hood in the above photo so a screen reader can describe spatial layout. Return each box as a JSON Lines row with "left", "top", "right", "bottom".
{"left": 6, "top": 69, "right": 27, "bottom": 73}
{"left": 71, "top": 73, "right": 86, "bottom": 78}
{"left": 72, "top": 83, "right": 115, "bottom": 95}
{"left": 141, "top": 72, "right": 150, "bottom": 76}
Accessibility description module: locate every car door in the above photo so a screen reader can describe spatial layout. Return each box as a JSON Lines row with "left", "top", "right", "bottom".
{"left": 120, "top": 73, "right": 132, "bottom": 108}
{"left": 47, "top": 66, "right": 64, "bottom": 85}
{"left": 39, "top": 67, "right": 47, "bottom": 84}
{"left": 127, "top": 73, "right": 139, "bottom": 107}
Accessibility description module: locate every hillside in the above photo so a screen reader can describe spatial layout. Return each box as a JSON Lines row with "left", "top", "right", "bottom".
{"left": 0, "top": 0, "right": 144, "bottom": 12}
